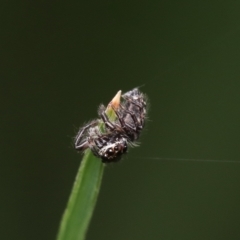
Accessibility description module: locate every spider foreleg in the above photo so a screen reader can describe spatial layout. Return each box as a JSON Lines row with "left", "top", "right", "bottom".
{"left": 74, "top": 120, "right": 99, "bottom": 150}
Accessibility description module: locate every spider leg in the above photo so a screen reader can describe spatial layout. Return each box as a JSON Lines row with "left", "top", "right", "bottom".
{"left": 99, "top": 109, "right": 118, "bottom": 131}
{"left": 97, "top": 104, "right": 116, "bottom": 130}
{"left": 111, "top": 105, "right": 138, "bottom": 132}
{"left": 75, "top": 140, "right": 89, "bottom": 151}
{"left": 74, "top": 120, "right": 99, "bottom": 151}
{"left": 119, "top": 104, "right": 142, "bottom": 130}
{"left": 122, "top": 96, "right": 146, "bottom": 127}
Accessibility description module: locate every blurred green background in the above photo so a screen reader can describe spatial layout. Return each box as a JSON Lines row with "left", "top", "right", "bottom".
{"left": 1, "top": 1, "right": 240, "bottom": 240}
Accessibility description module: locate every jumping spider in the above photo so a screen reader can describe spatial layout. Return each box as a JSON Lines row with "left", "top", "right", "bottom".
{"left": 74, "top": 88, "right": 147, "bottom": 163}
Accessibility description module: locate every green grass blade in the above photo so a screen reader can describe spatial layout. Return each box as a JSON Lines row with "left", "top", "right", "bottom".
{"left": 57, "top": 150, "right": 104, "bottom": 240}
{"left": 57, "top": 90, "right": 120, "bottom": 240}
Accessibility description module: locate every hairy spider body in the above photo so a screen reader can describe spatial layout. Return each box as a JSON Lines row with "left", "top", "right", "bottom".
{"left": 74, "top": 88, "right": 147, "bottom": 163}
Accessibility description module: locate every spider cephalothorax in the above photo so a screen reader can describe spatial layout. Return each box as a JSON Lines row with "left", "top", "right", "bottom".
{"left": 74, "top": 88, "right": 147, "bottom": 163}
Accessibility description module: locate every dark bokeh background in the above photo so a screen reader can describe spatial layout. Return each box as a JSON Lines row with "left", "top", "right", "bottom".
{"left": 1, "top": 1, "right": 240, "bottom": 240}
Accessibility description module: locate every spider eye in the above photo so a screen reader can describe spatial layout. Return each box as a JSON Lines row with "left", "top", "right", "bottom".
{"left": 114, "top": 146, "right": 119, "bottom": 151}
{"left": 123, "top": 144, "right": 128, "bottom": 153}
{"left": 107, "top": 148, "right": 114, "bottom": 156}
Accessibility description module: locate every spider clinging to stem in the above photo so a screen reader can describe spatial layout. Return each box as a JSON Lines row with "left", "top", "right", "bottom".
{"left": 74, "top": 88, "right": 148, "bottom": 163}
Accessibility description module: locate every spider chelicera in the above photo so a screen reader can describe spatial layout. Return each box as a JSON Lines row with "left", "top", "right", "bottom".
{"left": 74, "top": 88, "right": 147, "bottom": 163}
